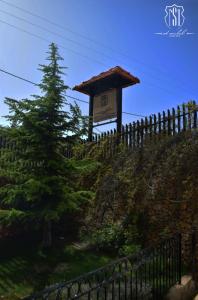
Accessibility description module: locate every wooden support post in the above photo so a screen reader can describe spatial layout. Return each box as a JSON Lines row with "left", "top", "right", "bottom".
{"left": 73, "top": 67, "right": 139, "bottom": 144}
{"left": 116, "top": 87, "right": 122, "bottom": 135}
{"left": 88, "top": 95, "right": 94, "bottom": 142}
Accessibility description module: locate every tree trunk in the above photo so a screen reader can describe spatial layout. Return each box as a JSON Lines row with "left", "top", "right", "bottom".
{"left": 42, "top": 220, "right": 52, "bottom": 248}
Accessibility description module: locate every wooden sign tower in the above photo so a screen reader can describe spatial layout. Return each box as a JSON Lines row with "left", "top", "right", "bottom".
{"left": 73, "top": 66, "right": 140, "bottom": 141}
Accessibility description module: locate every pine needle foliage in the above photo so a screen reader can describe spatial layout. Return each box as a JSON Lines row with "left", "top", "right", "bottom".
{"left": 0, "top": 43, "right": 91, "bottom": 247}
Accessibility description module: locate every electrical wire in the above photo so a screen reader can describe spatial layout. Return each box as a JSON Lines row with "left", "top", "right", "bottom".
{"left": 0, "top": 67, "right": 146, "bottom": 118}
{"left": 0, "top": 0, "right": 104, "bottom": 45}
{"left": 0, "top": 8, "right": 114, "bottom": 62}
{"left": 0, "top": 13, "right": 195, "bottom": 97}
{"left": 0, "top": 19, "right": 109, "bottom": 68}
{"left": 0, "top": 68, "right": 37, "bottom": 85}
{"left": 0, "top": 0, "right": 196, "bottom": 95}
{"left": 0, "top": 17, "right": 190, "bottom": 99}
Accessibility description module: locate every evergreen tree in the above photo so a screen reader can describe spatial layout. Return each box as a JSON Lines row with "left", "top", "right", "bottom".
{"left": 0, "top": 43, "right": 90, "bottom": 247}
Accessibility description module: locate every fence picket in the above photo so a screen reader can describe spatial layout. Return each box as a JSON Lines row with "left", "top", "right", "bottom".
{"left": 132, "top": 122, "right": 136, "bottom": 149}
{"left": 177, "top": 106, "right": 181, "bottom": 133}
{"left": 172, "top": 108, "right": 176, "bottom": 135}
{"left": 145, "top": 117, "right": 148, "bottom": 138}
{"left": 24, "top": 234, "right": 182, "bottom": 300}
{"left": 137, "top": 120, "right": 140, "bottom": 147}
{"left": 121, "top": 125, "right": 125, "bottom": 144}
{"left": 1, "top": 101, "right": 197, "bottom": 160}
{"left": 167, "top": 109, "right": 171, "bottom": 135}
{"left": 188, "top": 104, "right": 192, "bottom": 130}
{"left": 163, "top": 111, "right": 166, "bottom": 134}
{"left": 158, "top": 113, "right": 161, "bottom": 134}
{"left": 140, "top": 119, "right": 144, "bottom": 146}
{"left": 125, "top": 124, "right": 129, "bottom": 147}
{"left": 183, "top": 104, "right": 186, "bottom": 131}
{"left": 154, "top": 114, "right": 157, "bottom": 135}
{"left": 149, "top": 116, "right": 153, "bottom": 139}
{"left": 193, "top": 101, "right": 197, "bottom": 129}
{"left": 129, "top": 123, "right": 132, "bottom": 148}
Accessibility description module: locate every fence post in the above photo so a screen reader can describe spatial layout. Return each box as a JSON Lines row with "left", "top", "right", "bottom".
{"left": 178, "top": 233, "right": 182, "bottom": 284}
{"left": 158, "top": 113, "right": 161, "bottom": 135}
{"left": 145, "top": 117, "right": 148, "bottom": 138}
{"left": 167, "top": 109, "right": 171, "bottom": 135}
{"left": 193, "top": 101, "right": 197, "bottom": 129}
{"left": 188, "top": 103, "right": 192, "bottom": 130}
{"left": 177, "top": 105, "right": 181, "bottom": 133}
{"left": 129, "top": 123, "right": 132, "bottom": 148}
{"left": 192, "top": 227, "right": 198, "bottom": 288}
{"left": 107, "top": 131, "right": 110, "bottom": 158}
{"left": 154, "top": 114, "right": 157, "bottom": 136}
{"left": 149, "top": 116, "right": 153, "bottom": 140}
{"left": 140, "top": 119, "right": 144, "bottom": 147}
{"left": 121, "top": 125, "right": 125, "bottom": 145}
{"left": 172, "top": 108, "right": 176, "bottom": 135}
{"left": 183, "top": 104, "right": 186, "bottom": 131}
{"left": 125, "top": 124, "right": 129, "bottom": 147}
{"left": 193, "top": 101, "right": 197, "bottom": 128}
{"left": 137, "top": 120, "right": 140, "bottom": 147}
{"left": 162, "top": 111, "right": 166, "bottom": 135}
{"left": 113, "top": 128, "right": 117, "bottom": 155}
{"left": 132, "top": 122, "right": 136, "bottom": 149}
{"left": 110, "top": 129, "right": 113, "bottom": 156}
{"left": 98, "top": 134, "right": 100, "bottom": 147}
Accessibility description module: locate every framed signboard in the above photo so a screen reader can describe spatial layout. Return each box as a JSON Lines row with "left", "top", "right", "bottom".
{"left": 93, "top": 89, "right": 117, "bottom": 123}
{"left": 73, "top": 66, "right": 140, "bottom": 140}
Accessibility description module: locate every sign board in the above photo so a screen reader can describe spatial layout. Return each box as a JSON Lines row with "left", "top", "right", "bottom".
{"left": 93, "top": 89, "right": 117, "bottom": 123}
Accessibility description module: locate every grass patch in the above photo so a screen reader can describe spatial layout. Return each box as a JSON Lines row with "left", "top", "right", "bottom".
{"left": 0, "top": 241, "right": 112, "bottom": 300}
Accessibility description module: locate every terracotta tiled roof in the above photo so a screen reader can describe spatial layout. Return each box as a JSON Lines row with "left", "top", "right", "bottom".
{"left": 73, "top": 66, "right": 140, "bottom": 95}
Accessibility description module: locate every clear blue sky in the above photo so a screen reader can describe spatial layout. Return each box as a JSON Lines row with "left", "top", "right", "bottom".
{"left": 0, "top": 0, "right": 197, "bottom": 130}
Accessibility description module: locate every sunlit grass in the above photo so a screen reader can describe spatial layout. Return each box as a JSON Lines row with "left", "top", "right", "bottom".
{"left": 0, "top": 243, "right": 112, "bottom": 299}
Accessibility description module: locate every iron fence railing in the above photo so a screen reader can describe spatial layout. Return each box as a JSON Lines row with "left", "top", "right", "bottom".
{"left": 24, "top": 234, "right": 181, "bottom": 300}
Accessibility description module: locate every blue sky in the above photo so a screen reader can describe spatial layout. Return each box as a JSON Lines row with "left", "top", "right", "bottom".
{"left": 0, "top": 0, "right": 197, "bottom": 131}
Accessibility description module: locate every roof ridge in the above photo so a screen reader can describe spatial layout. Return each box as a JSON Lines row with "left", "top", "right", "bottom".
{"left": 73, "top": 66, "right": 140, "bottom": 95}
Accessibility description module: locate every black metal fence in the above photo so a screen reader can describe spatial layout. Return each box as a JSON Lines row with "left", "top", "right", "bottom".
{"left": 24, "top": 234, "right": 181, "bottom": 300}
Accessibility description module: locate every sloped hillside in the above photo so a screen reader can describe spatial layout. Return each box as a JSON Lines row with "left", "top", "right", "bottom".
{"left": 80, "top": 131, "right": 198, "bottom": 259}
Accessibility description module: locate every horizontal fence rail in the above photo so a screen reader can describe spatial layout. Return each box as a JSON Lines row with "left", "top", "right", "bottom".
{"left": 24, "top": 234, "right": 181, "bottom": 300}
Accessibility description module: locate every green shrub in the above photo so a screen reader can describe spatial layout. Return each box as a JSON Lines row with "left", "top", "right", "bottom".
{"left": 89, "top": 223, "right": 123, "bottom": 251}
{"left": 85, "top": 222, "right": 141, "bottom": 256}
{"left": 119, "top": 244, "right": 141, "bottom": 256}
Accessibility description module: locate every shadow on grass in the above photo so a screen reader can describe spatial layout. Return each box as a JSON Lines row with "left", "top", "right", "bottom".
{"left": 0, "top": 239, "right": 112, "bottom": 300}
